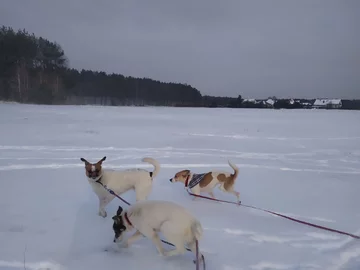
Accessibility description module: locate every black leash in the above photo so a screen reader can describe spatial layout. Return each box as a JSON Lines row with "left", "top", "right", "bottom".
{"left": 96, "top": 178, "right": 131, "bottom": 206}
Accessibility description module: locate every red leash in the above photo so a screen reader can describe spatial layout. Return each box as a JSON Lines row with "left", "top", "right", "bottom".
{"left": 195, "top": 240, "right": 200, "bottom": 270}
{"left": 195, "top": 240, "right": 205, "bottom": 270}
{"left": 186, "top": 189, "right": 360, "bottom": 240}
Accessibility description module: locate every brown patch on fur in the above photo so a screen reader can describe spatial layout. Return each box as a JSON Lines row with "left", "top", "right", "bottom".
{"left": 216, "top": 162, "right": 239, "bottom": 191}
{"left": 199, "top": 173, "right": 214, "bottom": 188}
{"left": 217, "top": 172, "right": 238, "bottom": 191}
{"left": 173, "top": 170, "right": 190, "bottom": 183}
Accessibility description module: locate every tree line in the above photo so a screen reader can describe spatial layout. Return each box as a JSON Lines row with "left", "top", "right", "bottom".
{"left": 1, "top": 25, "right": 359, "bottom": 110}
{"left": 0, "top": 25, "right": 202, "bottom": 106}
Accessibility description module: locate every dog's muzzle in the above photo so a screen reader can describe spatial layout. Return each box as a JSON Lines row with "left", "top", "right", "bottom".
{"left": 169, "top": 178, "right": 173, "bottom": 182}
{"left": 113, "top": 236, "right": 119, "bottom": 243}
{"left": 113, "top": 235, "right": 122, "bottom": 243}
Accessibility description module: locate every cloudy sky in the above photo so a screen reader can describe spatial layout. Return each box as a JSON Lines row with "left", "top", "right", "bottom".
{"left": 1, "top": 0, "right": 359, "bottom": 99}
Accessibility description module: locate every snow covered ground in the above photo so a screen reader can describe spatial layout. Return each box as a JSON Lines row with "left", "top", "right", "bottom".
{"left": 0, "top": 103, "right": 359, "bottom": 270}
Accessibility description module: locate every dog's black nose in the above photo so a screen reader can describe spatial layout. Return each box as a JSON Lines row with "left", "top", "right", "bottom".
{"left": 169, "top": 179, "right": 172, "bottom": 182}
{"left": 113, "top": 239, "right": 116, "bottom": 243}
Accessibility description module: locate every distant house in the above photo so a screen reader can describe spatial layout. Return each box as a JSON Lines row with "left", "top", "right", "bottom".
{"left": 301, "top": 102, "right": 312, "bottom": 109}
{"left": 243, "top": 99, "right": 256, "bottom": 104}
{"left": 313, "top": 99, "right": 342, "bottom": 109}
{"left": 266, "top": 99, "right": 275, "bottom": 106}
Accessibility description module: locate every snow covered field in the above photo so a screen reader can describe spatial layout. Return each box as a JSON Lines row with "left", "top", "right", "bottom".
{"left": 0, "top": 103, "right": 359, "bottom": 270}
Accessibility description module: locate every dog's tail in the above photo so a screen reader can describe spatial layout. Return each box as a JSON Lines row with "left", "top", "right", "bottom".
{"left": 228, "top": 160, "right": 239, "bottom": 180}
{"left": 190, "top": 219, "right": 203, "bottom": 242}
{"left": 142, "top": 157, "right": 160, "bottom": 178}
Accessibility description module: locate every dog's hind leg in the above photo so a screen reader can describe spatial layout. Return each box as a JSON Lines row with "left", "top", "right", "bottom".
{"left": 162, "top": 234, "right": 186, "bottom": 257}
{"left": 225, "top": 187, "right": 240, "bottom": 202}
{"left": 135, "top": 184, "right": 152, "bottom": 201}
{"left": 222, "top": 185, "right": 240, "bottom": 202}
{"left": 232, "top": 190, "right": 240, "bottom": 202}
{"left": 218, "top": 184, "right": 240, "bottom": 202}
{"left": 151, "top": 232, "right": 166, "bottom": 256}
{"left": 161, "top": 223, "right": 187, "bottom": 257}
{"left": 188, "top": 240, "right": 204, "bottom": 263}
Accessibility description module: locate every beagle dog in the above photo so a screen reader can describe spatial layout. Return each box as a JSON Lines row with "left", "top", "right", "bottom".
{"left": 169, "top": 160, "right": 240, "bottom": 202}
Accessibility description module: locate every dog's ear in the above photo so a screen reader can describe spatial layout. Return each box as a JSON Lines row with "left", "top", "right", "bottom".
{"left": 116, "top": 206, "right": 123, "bottom": 216}
{"left": 80, "top": 158, "right": 89, "bottom": 165}
{"left": 97, "top": 156, "right": 106, "bottom": 164}
{"left": 112, "top": 215, "right": 121, "bottom": 223}
{"left": 182, "top": 170, "right": 190, "bottom": 177}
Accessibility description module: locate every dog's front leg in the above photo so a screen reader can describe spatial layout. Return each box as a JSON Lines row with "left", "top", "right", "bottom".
{"left": 124, "top": 230, "right": 143, "bottom": 248}
{"left": 208, "top": 191, "right": 216, "bottom": 199}
{"left": 188, "top": 240, "right": 204, "bottom": 263}
{"left": 190, "top": 187, "right": 200, "bottom": 201}
{"left": 98, "top": 196, "right": 113, "bottom": 218}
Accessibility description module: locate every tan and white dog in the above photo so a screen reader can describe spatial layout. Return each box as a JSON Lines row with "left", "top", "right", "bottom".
{"left": 112, "top": 200, "right": 203, "bottom": 260}
{"left": 169, "top": 160, "right": 240, "bottom": 202}
{"left": 80, "top": 156, "right": 160, "bottom": 218}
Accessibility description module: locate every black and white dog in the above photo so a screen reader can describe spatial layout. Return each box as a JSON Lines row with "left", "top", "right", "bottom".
{"left": 112, "top": 200, "right": 204, "bottom": 259}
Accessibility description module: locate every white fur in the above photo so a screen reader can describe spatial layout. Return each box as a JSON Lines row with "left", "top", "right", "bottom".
{"left": 91, "top": 165, "right": 95, "bottom": 172}
{"left": 117, "top": 200, "right": 203, "bottom": 259}
{"left": 87, "top": 157, "right": 160, "bottom": 218}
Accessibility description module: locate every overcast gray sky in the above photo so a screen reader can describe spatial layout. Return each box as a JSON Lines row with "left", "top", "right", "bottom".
{"left": 1, "top": 0, "right": 359, "bottom": 99}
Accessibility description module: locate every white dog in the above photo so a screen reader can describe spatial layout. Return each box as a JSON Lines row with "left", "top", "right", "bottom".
{"left": 112, "top": 200, "right": 204, "bottom": 260}
{"left": 80, "top": 156, "right": 160, "bottom": 218}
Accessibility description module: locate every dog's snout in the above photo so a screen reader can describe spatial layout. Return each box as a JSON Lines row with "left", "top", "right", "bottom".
{"left": 113, "top": 238, "right": 116, "bottom": 243}
{"left": 169, "top": 178, "right": 172, "bottom": 182}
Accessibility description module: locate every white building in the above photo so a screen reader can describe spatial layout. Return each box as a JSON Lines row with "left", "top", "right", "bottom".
{"left": 243, "top": 99, "right": 256, "bottom": 103}
{"left": 266, "top": 99, "right": 275, "bottom": 106}
{"left": 313, "top": 99, "right": 342, "bottom": 109}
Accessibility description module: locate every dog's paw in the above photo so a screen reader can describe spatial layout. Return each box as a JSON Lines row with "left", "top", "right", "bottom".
{"left": 98, "top": 210, "right": 107, "bottom": 218}
{"left": 193, "top": 255, "right": 204, "bottom": 264}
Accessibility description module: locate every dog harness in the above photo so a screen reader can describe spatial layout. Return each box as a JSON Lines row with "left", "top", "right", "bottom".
{"left": 185, "top": 173, "right": 206, "bottom": 189}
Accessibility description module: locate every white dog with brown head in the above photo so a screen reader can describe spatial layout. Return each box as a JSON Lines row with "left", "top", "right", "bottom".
{"left": 112, "top": 200, "right": 203, "bottom": 261}
{"left": 80, "top": 156, "right": 160, "bottom": 218}
{"left": 169, "top": 160, "right": 240, "bottom": 202}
